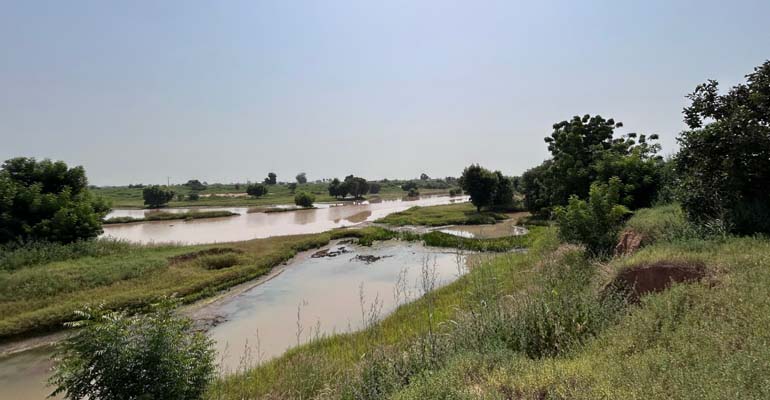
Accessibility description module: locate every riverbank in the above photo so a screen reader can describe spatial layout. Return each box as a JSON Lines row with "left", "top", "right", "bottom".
{"left": 207, "top": 204, "right": 770, "bottom": 399}
{"left": 104, "top": 210, "right": 239, "bottom": 224}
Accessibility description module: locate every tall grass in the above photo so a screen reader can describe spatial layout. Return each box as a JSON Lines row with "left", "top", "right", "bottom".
{"left": 0, "top": 239, "right": 135, "bottom": 272}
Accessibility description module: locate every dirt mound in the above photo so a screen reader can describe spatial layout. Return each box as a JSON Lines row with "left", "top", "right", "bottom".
{"left": 168, "top": 247, "right": 243, "bottom": 265}
{"left": 614, "top": 229, "right": 644, "bottom": 256}
{"left": 612, "top": 261, "right": 706, "bottom": 301}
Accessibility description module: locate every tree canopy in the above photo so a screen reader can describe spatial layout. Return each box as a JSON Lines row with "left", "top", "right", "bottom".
{"left": 459, "top": 164, "right": 498, "bottom": 212}
{"left": 142, "top": 185, "right": 175, "bottom": 208}
{"left": 0, "top": 157, "right": 110, "bottom": 244}
{"left": 246, "top": 183, "right": 268, "bottom": 198}
{"left": 263, "top": 172, "right": 277, "bottom": 185}
{"left": 296, "top": 172, "right": 307, "bottom": 184}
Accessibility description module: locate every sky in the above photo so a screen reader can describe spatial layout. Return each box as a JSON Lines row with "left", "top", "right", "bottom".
{"left": 1, "top": 1, "right": 768, "bottom": 186}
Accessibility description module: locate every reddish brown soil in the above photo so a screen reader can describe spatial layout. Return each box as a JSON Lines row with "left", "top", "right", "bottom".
{"left": 612, "top": 261, "right": 706, "bottom": 301}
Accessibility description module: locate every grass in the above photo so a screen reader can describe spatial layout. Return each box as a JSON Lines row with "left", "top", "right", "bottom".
{"left": 104, "top": 210, "right": 239, "bottom": 224}
{"left": 207, "top": 204, "right": 770, "bottom": 399}
{"left": 376, "top": 202, "right": 507, "bottom": 226}
{"left": 94, "top": 182, "right": 455, "bottom": 209}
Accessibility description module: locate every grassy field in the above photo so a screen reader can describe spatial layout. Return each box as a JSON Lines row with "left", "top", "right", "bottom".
{"left": 207, "top": 204, "right": 770, "bottom": 399}
{"left": 376, "top": 202, "right": 507, "bottom": 226}
{"left": 94, "top": 182, "right": 455, "bottom": 209}
{"left": 104, "top": 210, "right": 239, "bottom": 224}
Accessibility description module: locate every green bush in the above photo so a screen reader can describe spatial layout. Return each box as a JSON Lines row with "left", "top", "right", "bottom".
{"left": 246, "top": 183, "right": 268, "bottom": 198}
{"left": 50, "top": 301, "right": 215, "bottom": 400}
{"left": 294, "top": 191, "right": 316, "bottom": 208}
{"left": 142, "top": 185, "right": 175, "bottom": 208}
{"left": 554, "top": 177, "right": 630, "bottom": 256}
{"left": 0, "top": 157, "right": 111, "bottom": 244}
{"left": 196, "top": 253, "right": 239, "bottom": 270}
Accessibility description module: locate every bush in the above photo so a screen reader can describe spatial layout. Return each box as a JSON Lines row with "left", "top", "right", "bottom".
{"left": 448, "top": 188, "right": 462, "bottom": 196}
{"left": 554, "top": 177, "right": 630, "bottom": 256}
{"left": 187, "top": 192, "right": 200, "bottom": 201}
{"left": 246, "top": 183, "right": 268, "bottom": 198}
{"left": 368, "top": 182, "right": 381, "bottom": 194}
{"left": 0, "top": 157, "right": 111, "bottom": 244}
{"left": 196, "top": 253, "right": 239, "bottom": 270}
{"left": 142, "top": 185, "right": 175, "bottom": 208}
{"left": 50, "top": 301, "right": 216, "bottom": 400}
{"left": 294, "top": 191, "right": 316, "bottom": 208}
{"left": 407, "top": 188, "right": 420, "bottom": 197}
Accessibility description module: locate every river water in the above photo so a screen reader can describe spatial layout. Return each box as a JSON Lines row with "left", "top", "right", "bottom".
{"left": 0, "top": 196, "right": 472, "bottom": 399}
{"left": 102, "top": 195, "right": 469, "bottom": 244}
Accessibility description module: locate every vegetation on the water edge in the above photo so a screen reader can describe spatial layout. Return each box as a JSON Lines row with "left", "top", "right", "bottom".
{"left": 376, "top": 202, "right": 506, "bottom": 226}
{"left": 103, "top": 210, "right": 239, "bottom": 224}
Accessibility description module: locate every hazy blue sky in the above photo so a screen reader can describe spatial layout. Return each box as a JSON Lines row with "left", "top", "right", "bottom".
{"left": 1, "top": 0, "right": 768, "bottom": 185}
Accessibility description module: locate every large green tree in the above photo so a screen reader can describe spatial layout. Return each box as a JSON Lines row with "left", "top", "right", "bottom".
{"left": 0, "top": 157, "right": 110, "bottom": 244}
{"left": 676, "top": 60, "right": 770, "bottom": 234}
{"left": 142, "top": 185, "right": 175, "bottom": 208}
{"left": 460, "top": 164, "right": 498, "bottom": 212}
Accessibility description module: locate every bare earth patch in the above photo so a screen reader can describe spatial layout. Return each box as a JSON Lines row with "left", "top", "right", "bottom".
{"left": 612, "top": 261, "right": 707, "bottom": 301}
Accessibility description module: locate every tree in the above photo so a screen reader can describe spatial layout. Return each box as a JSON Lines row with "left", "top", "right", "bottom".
{"left": 400, "top": 181, "right": 418, "bottom": 192}
{"left": 50, "top": 301, "right": 215, "bottom": 400}
{"left": 264, "top": 172, "right": 277, "bottom": 185}
{"left": 521, "top": 161, "right": 553, "bottom": 216}
{"left": 246, "top": 183, "right": 268, "bottom": 198}
{"left": 420, "top": 173, "right": 430, "bottom": 180}
{"left": 295, "top": 172, "right": 307, "bottom": 184}
{"left": 459, "top": 164, "right": 498, "bottom": 212}
{"left": 368, "top": 182, "right": 381, "bottom": 194}
{"left": 328, "top": 178, "right": 346, "bottom": 199}
{"left": 288, "top": 182, "right": 297, "bottom": 193}
{"left": 294, "top": 191, "right": 315, "bottom": 208}
{"left": 187, "top": 193, "right": 200, "bottom": 201}
{"left": 492, "top": 171, "right": 514, "bottom": 208}
{"left": 554, "top": 177, "right": 630, "bottom": 256}
{"left": 183, "top": 179, "right": 206, "bottom": 191}
{"left": 142, "top": 185, "right": 175, "bottom": 208}
{"left": 0, "top": 157, "right": 110, "bottom": 244}
{"left": 343, "top": 175, "right": 369, "bottom": 199}
{"left": 676, "top": 61, "right": 770, "bottom": 234}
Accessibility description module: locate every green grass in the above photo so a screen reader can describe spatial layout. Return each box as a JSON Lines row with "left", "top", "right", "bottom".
{"left": 94, "top": 182, "right": 454, "bottom": 209}
{"left": 376, "top": 202, "right": 507, "bottom": 226}
{"left": 207, "top": 205, "right": 770, "bottom": 399}
{"left": 104, "top": 210, "right": 239, "bottom": 224}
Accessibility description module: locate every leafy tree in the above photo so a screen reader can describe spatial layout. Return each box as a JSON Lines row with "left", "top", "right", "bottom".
{"left": 183, "top": 179, "right": 206, "bottom": 191}
{"left": 0, "top": 157, "right": 110, "bottom": 244}
{"left": 263, "top": 172, "right": 277, "bottom": 185}
{"left": 343, "top": 175, "right": 369, "bottom": 199}
{"left": 420, "top": 173, "right": 430, "bottom": 180}
{"left": 142, "top": 185, "right": 175, "bottom": 208}
{"left": 400, "top": 181, "right": 418, "bottom": 192}
{"left": 554, "top": 177, "right": 630, "bottom": 256}
{"left": 492, "top": 171, "right": 514, "bottom": 208}
{"left": 368, "top": 182, "right": 381, "bottom": 194}
{"left": 246, "top": 183, "right": 268, "bottom": 198}
{"left": 50, "top": 301, "right": 215, "bottom": 400}
{"left": 449, "top": 188, "right": 463, "bottom": 196}
{"left": 676, "top": 61, "right": 770, "bottom": 234}
{"left": 295, "top": 172, "right": 307, "bottom": 184}
{"left": 459, "top": 164, "right": 498, "bottom": 212}
{"left": 521, "top": 160, "right": 553, "bottom": 215}
{"left": 328, "top": 178, "right": 346, "bottom": 199}
{"left": 294, "top": 191, "right": 316, "bottom": 208}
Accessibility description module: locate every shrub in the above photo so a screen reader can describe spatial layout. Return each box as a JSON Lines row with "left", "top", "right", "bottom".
{"left": 407, "top": 188, "right": 420, "bottom": 197}
{"left": 294, "top": 191, "right": 316, "bottom": 208}
{"left": 0, "top": 157, "right": 111, "bottom": 244}
{"left": 554, "top": 177, "right": 631, "bottom": 256}
{"left": 368, "top": 182, "right": 381, "bottom": 194}
{"left": 50, "top": 301, "right": 216, "bottom": 400}
{"left": 142, "top": 185, "right": 175, "bottom": 208}
{"left": 448, "top": 188, "right": 463, "bottom": 196}
{"left": 196, "top": 253, "right": 239, "bottom": 270}
{"left": 246, "top": 183, "right": 268, "bottom": 198}
{"left": 187, "top": 192, "right": 200, "bottom": 201}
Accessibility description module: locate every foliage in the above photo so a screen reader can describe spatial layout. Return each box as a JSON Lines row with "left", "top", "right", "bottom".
{"left": 187, "top": 192, "right": 200, "bottom": 201}
{"left": 676, "top": 60, "right": 770, "bottom": 234}
{"left": 449, "top": 188, "right": 463, "bottom": 196}
{"left": 376, "top": 203, "right": 505, "bottom": 226}
{"left": 246, "top": 183, "right": 268, "bottom": 198}
{"left": 328, "top": 178, "right": 345, "bottom": 199}
{"left": 459, "top": 164, "right": 498, "bottom": 212}
{"left": 401, "top": 181, "right": 418, "bottom": 191}
{"left": 420, "top": 173, "right": 430, "bottom": 180}
{"left": 294, "top": 191, "right": 316, "bottom": 208}
{"left": 522, "top": 115, "right": 663, "bottom": 213}
{"left": 184, "top": 179, "right": 207, "bottom": 191}
{"left": 343, "top": 175, "right": 369, "bottom": 198}
{"left": 287, "top": 182, "right": 297, "bottom": 193}
{"left": 264, "top": 172, "right": 277, "bottom": 185}
{"left": 554, "top": 177, "right": 631, "bottom": 256}
{"left": 142, "top": 185, "right": 175, "bottom": 208}
{"left": 50, "top": 301, "right": 215, "bottom": 400}
{"left": 295, "top": 172, "right": 307, "bottom": 184}
{"left": 492, "top": 170, "right": 514, "bottom": 208}
{"left": 0, "top": 239, "right": 131, "bottom": 272}
{"left": 407, "top": 188, "right": 420, "bottom": 197}
{"left": 104, "top": 210, "right": 238, "bottom": 224}
{"left": 0, "top": 157, "right": 110, "bottom": 244}
{"left": 368, "top": 182, "right": 381, "bottom": 194}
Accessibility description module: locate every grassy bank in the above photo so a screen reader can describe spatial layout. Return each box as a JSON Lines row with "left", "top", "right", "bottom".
{"left": 208, "top": 205, "right": 770, "bottom": 399}
{"left": 376, "top": 202, "right": 507, "bottom": 226}
{"left": 104, "top": 210, "right": 239, "bottom": 224}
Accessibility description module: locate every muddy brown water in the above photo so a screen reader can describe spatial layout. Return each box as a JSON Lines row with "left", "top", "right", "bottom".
{"left": 102, "top": 195, "right": 469, "bottom": 244}
{"left": 0, "top": 240, "right": 471, "bottom": 399}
